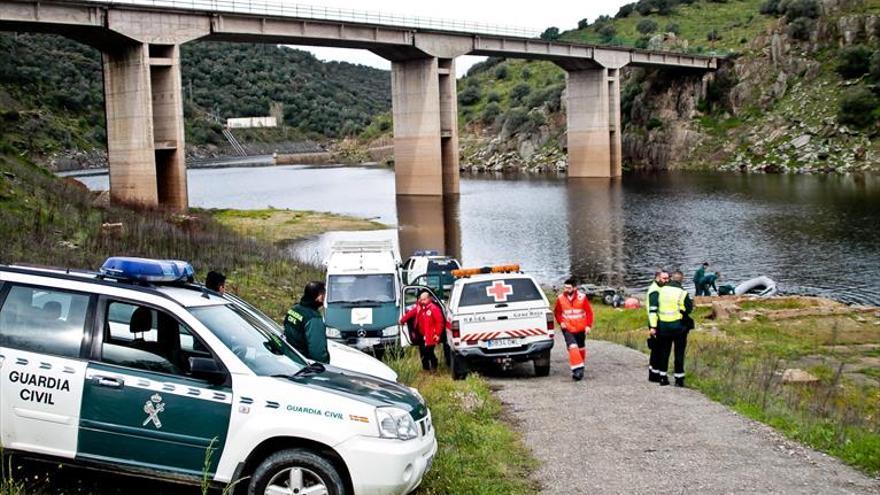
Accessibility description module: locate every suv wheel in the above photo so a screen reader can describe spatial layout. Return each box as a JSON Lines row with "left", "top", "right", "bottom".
{"left": 533, "top": 351, "right": 551, "bottom": 377}
{"left": 248, "top": 449, "right": 346, "bottom": 495}
{"left": 450, "top": 351, "right": 468, "bottom": 380}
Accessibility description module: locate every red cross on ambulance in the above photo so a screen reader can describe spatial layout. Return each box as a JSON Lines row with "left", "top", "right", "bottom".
{"left": 486, "top": 280, "right": 514, "bottom": 302}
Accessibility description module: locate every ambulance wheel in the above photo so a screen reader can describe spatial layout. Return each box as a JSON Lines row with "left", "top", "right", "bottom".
{"left": 534, "top": 352, "right": 551, "bottom": 377}
{"left": 248, "top": 449, "right": 347, "bottom": 495}
{"left": 450, "top": 351, "right": 468, "bottom": 380}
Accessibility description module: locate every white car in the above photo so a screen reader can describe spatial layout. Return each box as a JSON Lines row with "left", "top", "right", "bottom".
{"left": 412, "top": 265, "right": 554, "bottom": 379}
{"left": 223, "top": 293, "right": 398, "bottom": 382}
{"left": 0, "top": 257, "right": 434, "bottom": 494}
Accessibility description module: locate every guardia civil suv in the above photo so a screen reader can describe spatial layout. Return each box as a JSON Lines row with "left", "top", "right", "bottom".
{"left": 0, "top": 258, "right": 435, "bottom": 495}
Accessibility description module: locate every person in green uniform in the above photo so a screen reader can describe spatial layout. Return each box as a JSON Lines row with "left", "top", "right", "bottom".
{"left": 693, "top": 262, "right": 709, "bottom": 296}
{"left": 283, "top": 281, "right": 330, "bottom": 363}
{"left": 698, "top": 271, "right": 721, "bottom": 296}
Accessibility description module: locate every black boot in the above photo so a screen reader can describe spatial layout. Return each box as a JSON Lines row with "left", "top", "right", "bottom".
{"left": 648, "top": 370, "right": 660, "bottom": 383}
{"left": 674, "top": 377, "right": 685, "bottom": 388}
{"left": 658, "top": 375, "right": 670, "bottom": 386}
{"left": 572, "top": 368, "right": 584, "bottom": 381}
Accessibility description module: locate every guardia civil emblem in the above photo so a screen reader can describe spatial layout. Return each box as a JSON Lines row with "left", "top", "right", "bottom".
{"left": 142, "top": 394, "right": 166, "bottom": 429}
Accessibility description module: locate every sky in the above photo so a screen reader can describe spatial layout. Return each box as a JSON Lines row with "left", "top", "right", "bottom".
{"left": 291, "top": 0, "right": 632, "bottom": 77}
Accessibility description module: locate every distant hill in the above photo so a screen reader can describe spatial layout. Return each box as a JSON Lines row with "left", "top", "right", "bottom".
{"left": 451, "top": 0, "right": 880, "bottom": 173}
{"left": 0, "top": 34, "right": 391, "bottom": 165}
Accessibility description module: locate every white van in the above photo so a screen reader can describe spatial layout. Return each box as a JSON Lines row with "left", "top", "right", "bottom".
{"left": 324, "top": 241, "right": 405, "bottom": 358}
{"left": 0, "top": 258, "right": 434, "bottom": 494}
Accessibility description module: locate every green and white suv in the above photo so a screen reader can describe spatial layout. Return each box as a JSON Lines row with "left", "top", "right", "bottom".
{"left": 0, "top": 258, "right": 436, "bottom": 495}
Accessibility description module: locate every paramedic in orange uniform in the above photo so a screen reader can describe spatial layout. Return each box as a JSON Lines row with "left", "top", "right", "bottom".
{"left": 554, "top": 278, "right": 594, "bottom": 381}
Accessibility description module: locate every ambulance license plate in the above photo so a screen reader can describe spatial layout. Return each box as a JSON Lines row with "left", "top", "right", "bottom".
{"left": 486, "top": 338, "right": 521, "bottom": 349}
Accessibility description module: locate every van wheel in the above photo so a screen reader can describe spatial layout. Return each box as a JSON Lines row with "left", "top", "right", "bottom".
{"left": 248, "top": 449, "right": 346, "bottom": 495}
{"left": 534, "top": 351, "right": 551, "bottom": 377}
{"left": 450, "top": 351, "right": 468, "bottom": 380}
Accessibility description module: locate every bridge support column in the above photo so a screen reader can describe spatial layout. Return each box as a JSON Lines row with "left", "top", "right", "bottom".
{"left": 565, "top": 68, "right": 623, "bottom": 178}
{"left": 391, "top": 57, "right": 459, "bottom": 196}
{"left": 103, "top": 42, "right": 187, "bottom": 210}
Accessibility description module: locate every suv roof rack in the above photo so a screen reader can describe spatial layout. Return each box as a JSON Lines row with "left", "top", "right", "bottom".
{"left": 330, "top": 240, "right": 396, "bottom": 253}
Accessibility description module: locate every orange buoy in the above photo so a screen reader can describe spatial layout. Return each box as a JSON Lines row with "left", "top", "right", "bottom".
{"left": 623, "top": 297, "right": 640, "bottom": 309}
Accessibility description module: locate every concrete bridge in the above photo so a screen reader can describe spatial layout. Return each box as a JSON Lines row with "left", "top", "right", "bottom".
{"left": 0, "top": 0, "right": 717, "bottom": 210}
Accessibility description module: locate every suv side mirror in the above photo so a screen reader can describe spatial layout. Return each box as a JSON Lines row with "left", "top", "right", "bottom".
{"left": 189, "top": 357, "right": 227, "bottom": 384}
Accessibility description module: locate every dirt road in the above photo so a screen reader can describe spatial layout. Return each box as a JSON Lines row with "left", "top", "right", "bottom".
{"left": 489, "top": 336, "right": 880, "bottom": 494}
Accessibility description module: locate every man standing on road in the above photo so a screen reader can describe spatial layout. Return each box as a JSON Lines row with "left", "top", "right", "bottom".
{"left": 399, "top": 290, "right": 444, "bottom": 371}
{"left": 284, "top": 281, "right": 330, "bottom": 364}
{"left": 646, "top": 269, "right": 669, "bottom": 383}
{"left": 693, "top": 262, "right": 709, "bottom": 296}
{"left": 554, "top": 278, "right": 594, "bottom": 381}
{"left": 648, "top": 271, "right": 693, "bottom": 387}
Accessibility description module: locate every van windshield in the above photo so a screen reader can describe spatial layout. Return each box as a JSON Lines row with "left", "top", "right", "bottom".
{"left": 327, "top": 274, "right": 396, "bottom": 304}
{"left": 191, "top": 304, "right": 306, "bottom": 376}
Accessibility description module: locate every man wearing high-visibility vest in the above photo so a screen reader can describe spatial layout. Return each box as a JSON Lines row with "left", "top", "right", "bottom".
{"left": 554, "top": 278, "right": 594, "bottom": 381}
{"left": 646, "top": 269, "right": 669, "bottom": 383}
{"left": 648, "top": 270, "right": 693, "bottom": 387}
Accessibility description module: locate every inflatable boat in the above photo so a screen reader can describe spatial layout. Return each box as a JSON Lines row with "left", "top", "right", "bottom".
{"left": 734, "top": 276, "right": 778, "bottom": 297}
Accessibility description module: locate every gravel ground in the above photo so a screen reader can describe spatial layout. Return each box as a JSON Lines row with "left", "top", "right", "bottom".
{"left": 488, "top": 334, "right": 880, "bottom": 495}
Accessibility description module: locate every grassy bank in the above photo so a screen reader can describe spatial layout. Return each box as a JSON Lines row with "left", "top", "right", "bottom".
{"left": 0, "top": 153, "right": 535, "bottom": 494}
{"left": 590, "top": 301, "right": 880, "bottom": 475}
{"left": 208, "top": 208, "right": 385, "bottom": 244}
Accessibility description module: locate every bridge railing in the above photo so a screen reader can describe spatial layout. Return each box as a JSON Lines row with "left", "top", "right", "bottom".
{"left": 94, "top": 0, "right": 542, "bottom": 38}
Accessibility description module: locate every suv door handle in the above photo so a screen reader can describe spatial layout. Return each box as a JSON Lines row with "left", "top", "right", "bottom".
{"left": 93, "top": 375, "right": 124, "bottom": 389}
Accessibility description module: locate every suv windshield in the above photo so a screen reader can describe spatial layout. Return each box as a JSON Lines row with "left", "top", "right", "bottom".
{"left": 459, "top": 278, "right": 544, "bottom": 307}
{"left": 191, "top": 304, "right": 306, "bottom": 376}
{"left": 427, "top": 259, "right": 460, "bottom": 272}
{"left": 327, "top": 274, "right": 396, "bottom": 304}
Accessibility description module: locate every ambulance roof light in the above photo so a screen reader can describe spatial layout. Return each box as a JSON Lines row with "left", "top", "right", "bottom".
{"left": 100, "top": 257, "right": 194, "bottom": 284}
{"left": 413, "top": 250, "right": 440, "bottom": 257}
{"left": 451, "top": 264, "right": 521, "bottom": 278}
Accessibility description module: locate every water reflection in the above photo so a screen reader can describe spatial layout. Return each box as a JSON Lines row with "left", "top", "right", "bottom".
{"left": 396, "top": 195, "right": 461, "bottom": 260}
{"left": 566, "top": 179, "right": 625, "bottom": 287}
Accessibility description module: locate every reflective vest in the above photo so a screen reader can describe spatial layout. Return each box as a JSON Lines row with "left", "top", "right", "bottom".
{"left": 646, "top": 281, "right": 661, "bottom": 318}
{"left": 657, "top": 285, "right": 687, "bottom": 323}
{"left": 554, "top": 292, "right": 593, "bottom": 333}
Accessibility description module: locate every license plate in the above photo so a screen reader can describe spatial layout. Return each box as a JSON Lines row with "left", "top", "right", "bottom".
{"left": 486, "top": 338, "right": 521, "bottom": 349}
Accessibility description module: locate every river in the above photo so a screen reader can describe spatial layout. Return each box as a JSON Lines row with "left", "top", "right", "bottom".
{"left": 75, "top": 166, "right": 880, "bottom": 305}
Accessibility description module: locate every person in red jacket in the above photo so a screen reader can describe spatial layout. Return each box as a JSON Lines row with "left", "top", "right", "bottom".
{"left": 400, "top": 290, "right": 444, "bottom": 371}
{"left": 554, "top": 278, "right": 594, "bottom": 381}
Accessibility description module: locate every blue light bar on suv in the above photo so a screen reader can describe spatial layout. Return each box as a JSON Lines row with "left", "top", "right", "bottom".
{"left": 413, "top": 250, "right": 439, "bottom": 256}
{"left": 100, "top": 257, "right": 195, "bottom": 283}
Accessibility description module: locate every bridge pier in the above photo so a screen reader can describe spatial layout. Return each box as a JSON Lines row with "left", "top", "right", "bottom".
{"left": 103, "top": 42, "right": 187, "bottom": 210}
{"left": 564, "top": 67, "right": 623, "bottom": 178}
{"left": 390, "top": 56, "right": 459, "bottom": 196}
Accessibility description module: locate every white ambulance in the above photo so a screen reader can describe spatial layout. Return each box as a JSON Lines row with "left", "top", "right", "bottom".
{"left": 0, "top": 258, "right": 435, "bottom": 495}
{"left": 426, "top": 265, "right": 554, "bottom": 379}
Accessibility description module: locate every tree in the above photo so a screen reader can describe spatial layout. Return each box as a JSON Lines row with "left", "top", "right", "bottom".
{"left": 637, "top": 19, "right": 659, "bottom": 34}
{"left": 458, "top": 86, "right": 481, "bottom": 106}
{"left": 578, "top": 18, "right": 589, "bottom": 30}
{"left": 599, "top": 23, "right": 617, "bottom": 42}
{"left": 836, "top": 45, "right": 872, "bottom": 79}
{"left": 787, "top": 16, "right": 814, "bottom": 41}
{"left": 781, "top": 0, "right": 820, "bottom": 20}
{"left": 540, "top": 27, "right": 561, "bottom": 41}
{"left": 760, "top": 0, "right": 780, "bottom": 15}
{"left": 665, "top": 23, "right": 680, "bottom": 34}
{"left": 495, "top": 64, "right": 509, "bottom": 80}
{"left": 487, "top": 91, "right": 502, "bottom": 103}
{"left": 616, "top": 3, "right": 635, "bottom": 17}
{"left": 482, "top": 102, "right": 502, "bottom": 124}
{"left": 510, "top": 82, "right": 532, "bottom": 103}
{"left": 838, "top": 87, "right": 880, "bottom": 128}
{"left": 635, "top": 0, "right": 653, "bottom": 15}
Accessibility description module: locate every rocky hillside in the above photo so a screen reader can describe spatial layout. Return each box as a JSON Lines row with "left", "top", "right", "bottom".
{"left": 0, "top": 34, "right": 390, "bottom": 169}
{"left": 454, "top": 0, "right": 880, "bottom": 174}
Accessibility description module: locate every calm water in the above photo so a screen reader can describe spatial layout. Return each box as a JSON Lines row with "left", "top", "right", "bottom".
{"left": 76, "top": 167, "right": 880, "bottom": 305}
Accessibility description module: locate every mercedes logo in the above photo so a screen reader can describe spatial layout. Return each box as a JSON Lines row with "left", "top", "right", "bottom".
{"left": 357, "top": 329, "right": 367, "bottom": 338}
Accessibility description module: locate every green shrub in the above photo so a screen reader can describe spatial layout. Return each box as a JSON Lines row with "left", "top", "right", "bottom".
{"left": 781, "top": 0, "right": 820, "bottom": 20}
{"left": 481, "top": 102, "right": 502, "bottom": 124}
{"left": 577, "top": 18, "right": 589, "bottom": 30}
{"left": 837, "top": 45, "right": 872, "bottom": 79}
{"left": 635, "top": 1, "right": 653, "bottom": 15}
{"left": 510, "top": 83, "right": 532, "bottom": 103}
{"left": 540, "top": 27, "right": 560, "bottom": 41}
{"left": 599, "top": 24, "right": 617, "bottom": 42}
{"left": 666, "top": 23, "right": 681, "bottom": 34}
{"left": 787, "top": 17, "right": 814, "bottom": 40}
{"left": 707, "top": 29, "right": 721, "bottom": 41}
{"left": 869, "top": 51, "right": 880, "bottom": 81}
{"left": 637, "top": 19, "right": 659, "bottom": 34}
{"left": 521, "top": 67, "right": 532, "bottom": 80}
{"left": 495, "top": 65, "right": 509, "bottom": 80}
{"left": 838, "top": 87, "right": 880, "bottom": 128}
{"left": 458, "top": 86, "right": 481, "bottom": 106}
{"left": 635, "top": 37, "right": 650, "bottom": 49}
{"left": 503, "top": 107, "right": 530, "bottom": 133}
{"left": 616, "top": 3, "right": 635, "bottom": 17}
{"left": 487, "top": 91, "right": 502, "bottom": 103}
{"left": 760, "top": 0, "right": 780, "bottom": 14}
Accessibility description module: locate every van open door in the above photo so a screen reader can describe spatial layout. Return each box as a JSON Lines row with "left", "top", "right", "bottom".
{"left": 400, "top": 285, "right": 446, "bottom": 350}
